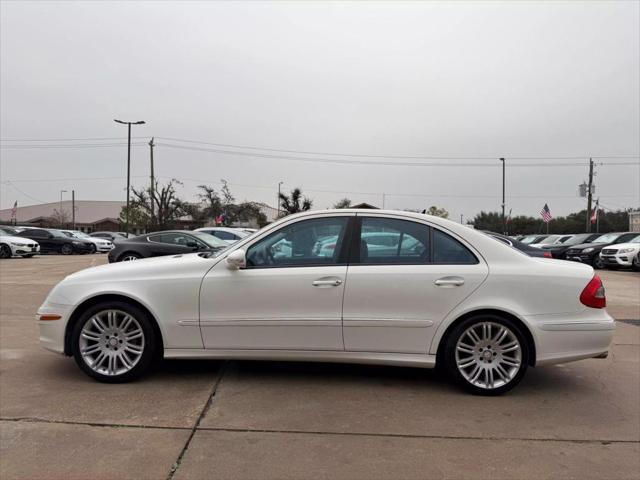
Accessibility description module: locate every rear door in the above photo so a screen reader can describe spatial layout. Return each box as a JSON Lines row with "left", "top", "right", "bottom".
{"left": 342, "top": 215, "right": 489, "bottom": 354}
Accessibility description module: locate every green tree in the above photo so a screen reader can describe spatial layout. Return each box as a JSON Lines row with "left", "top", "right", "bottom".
{"left": 278, "top": 188, "right": 312, "bottom": 215}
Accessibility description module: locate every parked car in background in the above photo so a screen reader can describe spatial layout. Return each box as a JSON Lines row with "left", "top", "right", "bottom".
{"left": 0, "top": 226, "right": 21, "bottom": 236}
{"left": 564, "top": 232, "right": 638, "bottom": 268}
{"left": 108, "top": 230, "right": 229, "bottom": 262}
{"left": 61, "top": 230, "right": 113, "bottom": 253}
{"left": 90, "top": 231, "right": 128, "bottom": 243}
{"left": 0, "top": 231, "right": 40, "bottom": 258}
{"left": 539, "top": 233, "right": 602, "bottom": 259}
{"left": 195, "top": 227, "right": 250, "bottom": 244}
{"left": 17, "top": 228, "right": 93, "bottom": 255}
{"left": 599, "top": 235, "right": 640, "bottom": 270}
{"left": 529, "top": 234, "right": 573, "bottom": 248}
{"left": 519, "top": 235, "right": 549, "bottom": 245}
{"left": 38, "top": 210, "right": 613, "bottom": 395}
{"left": 482, "top": 232, "right": 552, "bottom": 258}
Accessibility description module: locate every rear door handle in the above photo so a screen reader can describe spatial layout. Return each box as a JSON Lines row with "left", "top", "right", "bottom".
{"left": 312, "top": 279, "right": 342, "bottom": 287}
{"left": 434, "top": 277, "right": 465, "bottom": 287}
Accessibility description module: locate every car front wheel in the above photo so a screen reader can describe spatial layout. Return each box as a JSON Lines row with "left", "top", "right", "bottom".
{"left": 592, "top": 255, "right": 604, "bottom": 269}
{"left": 71, "top": 301, "right": 157, "bottom": 382}
{"left": 444, "top": 316, "right": 529, "bottom": 395}
{"left": 0, "top": 244, "right": 11, "bottom": 259}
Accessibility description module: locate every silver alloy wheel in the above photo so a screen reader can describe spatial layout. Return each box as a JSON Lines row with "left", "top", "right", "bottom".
{"left": 122, "top": 255, "right": 139, "bottom": 261}
{"left": 79, "top": 309, "right": 145, "bottom": 376}
{"left": 455, "top": 321, "right": 522, "bottom": 390}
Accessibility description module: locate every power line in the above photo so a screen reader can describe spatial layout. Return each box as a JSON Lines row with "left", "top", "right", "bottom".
{"left": 3, "top": 181, "right": 46, "bottom": 204}
{"left": 0, "top": 143, "right": 148, "bottom": 149}
{"left": 154, "top": 136, "right": 640, "bottom": 161}
{"left": 0, "top": 137, "right": 148, "bottom": 142}
{"left": 155, "top": 142, "right": 640, "bottom": 168}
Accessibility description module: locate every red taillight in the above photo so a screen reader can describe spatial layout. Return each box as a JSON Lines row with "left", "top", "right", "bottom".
{"left": 580, "top": 275, "right": 606, "bottom": 309}
{"left": 543, "top": 251, "right": 553, "bottom": 258}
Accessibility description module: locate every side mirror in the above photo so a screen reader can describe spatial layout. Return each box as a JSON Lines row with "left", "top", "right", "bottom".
{"left": 226, "top": 249, "right": 246, "bottom": 270}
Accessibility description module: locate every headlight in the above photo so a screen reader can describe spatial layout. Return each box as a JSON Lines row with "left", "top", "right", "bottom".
{"left": 582, "top": 247, "right": 594, "bottom": 253}
{"left": 619, "top": 248, "right": 635, "bottom": 254}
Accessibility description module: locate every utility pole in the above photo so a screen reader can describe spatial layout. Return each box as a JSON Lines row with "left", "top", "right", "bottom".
{"left": 72, "top": 190, "right": 75, "bottom": 230}
{"left": 499, "top": 158, "right": 506, "bottom": 234}
{"left": 277, "top": 181, "right": 283, "bottom": 218}
{"left": 460, "top": 214, "right": 463, "bottom": 224}
{"left": 149, "top": 137, "right": 155, "bottom": 230}
{"left": 382, "top": 193, "right": 386, "bottom": 209}
{"left": 59, "top": 189, "right": 67, "bottom": 227}
{"left": 586, "top": 158, "right": 594, "bottom": 233}
{"left": 114, "top": 119, "right": 146, "bottom": 235}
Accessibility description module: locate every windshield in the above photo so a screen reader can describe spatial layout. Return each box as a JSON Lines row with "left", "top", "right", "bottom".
{"left": 520, "top": 236, "right": 540, "bottom": 244}
{"left": 49, "top": 230, "right": 68, "bottom": 238}
{"left": 592, "top": 233, "right": 620, "bottom": 243}
{"left": 0, "top": 226, "right": 19, "bottom": 236}
{"left": 192, "top": 232, "right": 230, "bottom": 250}
{"left": 538, "top": 235, "right": 560, "bottom": 243}
{"left": 72, "top": 231, "right": 91, "bottom": 239}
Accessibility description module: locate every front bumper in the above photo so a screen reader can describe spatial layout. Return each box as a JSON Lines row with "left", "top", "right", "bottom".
{"left": 37, "top": 302, "right": 73, "bottom": 354}
{"left": 564, "top": 253, "right": 594, "bottom": 264}
{"left": 600, "top": 254, "right": 633, "bottom": 267}
{"left": 95, "top": 244, "right": 113, "bottom": 252}
{"left": 10, "top": 243, "right": 40, "bottom": 256}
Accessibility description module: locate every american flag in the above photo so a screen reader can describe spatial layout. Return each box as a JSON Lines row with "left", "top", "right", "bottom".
{"left": 540, "top": 203, "right": 552, "bottom": 223}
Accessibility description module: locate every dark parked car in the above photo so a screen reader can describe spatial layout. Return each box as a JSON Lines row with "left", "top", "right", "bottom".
{"left": 17, "top": 228, "right": 94, "bottom": 255}
{"left": 519, "top": 234, "right": 550, "bottom": 245}
{"left": 90, "top": 231, "right": 128, "bottom": 242}
{"left": 483, "top": 232, "right": 552, "bottom": 258}
{"left": 564, "top": 232, "right": 638, "bottom": 269}
{"left": 108, "top": 230, "right": 229, "bottom": 263}
{"left": 538, "top": 233, "right": 602, "bottom": 259}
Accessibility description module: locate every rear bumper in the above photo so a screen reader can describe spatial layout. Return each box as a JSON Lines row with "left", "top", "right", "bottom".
{"left": 526, "top": 310, "right": 615, "bottom": 366}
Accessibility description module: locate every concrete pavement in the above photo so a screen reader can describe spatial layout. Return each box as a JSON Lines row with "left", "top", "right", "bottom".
{"left": 1, "top": 255, "right": 638, "bottom": 479}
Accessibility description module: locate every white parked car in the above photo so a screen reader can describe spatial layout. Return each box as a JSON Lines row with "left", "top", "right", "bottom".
{"left": 599, "top": 235, "right": 640, "bottom": 270}
{"left": 61, "top": 230, "right": 114, "bottom": 253}
{"left": 0, "top": 232, "right": 40, "bottom": 258}
{"left": 195, "top": 227, "right": 250, "bottom": 244}
{"left": 529, "top": 234, "right": 573, "bottom": 248}
{"left": 37, "top": 210, "right": 613, "bottom": 395}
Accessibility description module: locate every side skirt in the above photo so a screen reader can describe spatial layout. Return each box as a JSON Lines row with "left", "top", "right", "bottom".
{"left": 164, "top": 348, "right": 436, "bottom": 369}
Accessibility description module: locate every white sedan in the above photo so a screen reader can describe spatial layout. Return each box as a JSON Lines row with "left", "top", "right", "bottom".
{"left": 37, "top": 210, "right": 614, "bottom": 395}
{"left": 0, "top": 234, "right": 40, "bottom": 258}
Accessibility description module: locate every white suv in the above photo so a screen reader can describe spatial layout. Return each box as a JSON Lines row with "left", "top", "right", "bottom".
{"left": 599, "top": 235, "right": 640, "bottom": 270}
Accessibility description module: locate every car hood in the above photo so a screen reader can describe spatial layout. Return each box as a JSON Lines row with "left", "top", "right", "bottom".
{"left": 601, "top": 242, "right": 640, "bottom": 251}
{"left": 65, "top": 252, "right": 216, "bottom": 283}
{"left": 0, "top": 235, "right": 38, "bottom": 245}
{"left": 565, "top": 242, "right": 613, "bottom": 251}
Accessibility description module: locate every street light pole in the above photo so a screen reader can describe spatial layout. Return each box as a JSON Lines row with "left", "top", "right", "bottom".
{"left": 114, "top": 119, "right": 145, "bottom": 235}
{"left": 277, "top": 181, "right": 283, "bottom": 218}
{"left": 59, "top": 190, "right": 67, "bottom": 227}
{"left": 149, "top": 137, "right": 155, "bottom": 230}
{"left": 499, "top": 158, "right": 506, "bottom": 234}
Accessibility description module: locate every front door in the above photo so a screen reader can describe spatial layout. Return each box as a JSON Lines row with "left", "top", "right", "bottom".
{"left": 199, "top": 214, "right": 353, "bottom": 350}
{"left": 342, "top": 215, "right": 489, "bottom": 354}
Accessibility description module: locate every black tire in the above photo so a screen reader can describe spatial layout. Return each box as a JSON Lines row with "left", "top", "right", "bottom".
{"left": 89, "top": 244, "right": 97, "bottom": 254}
{"left": 118, "top": 252, "right": 141, "bottom": 262}
{"left": 444, "top": 315, "right": 529, "bottom": 396}
{"left": 632, "top": 255, "right": 640, "bottom": 272}
{"left": 71, "top": 301, "right": 158, "bottom": 383}
{"left": 0, "top": 244, "right": 11, "bottom": 259}
{"left": 592, "top": 255, "right": 604, "bottom": 269}
{"left": 60, "top": 243, "right": 74, "bottom": 255}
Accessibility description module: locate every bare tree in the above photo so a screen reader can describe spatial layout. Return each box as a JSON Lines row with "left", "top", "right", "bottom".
{"left": 333, "top": 198, "right": 352, "bottom": 209}
{"left": 49, "top": 208, "right": 70, "bottom": 227}
{"left": 121, "top": 179, "right": 187, "bottom": 231}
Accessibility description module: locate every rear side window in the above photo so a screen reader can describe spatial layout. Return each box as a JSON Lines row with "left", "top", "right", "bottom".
{"left": 213, "top": 231, "right": 236, "bottom": 240}
{"left": 433, "top": 229, "right": 478, "bottom": 264}
{"left": 359, "top": 217, "right": 430, "bottom": 264}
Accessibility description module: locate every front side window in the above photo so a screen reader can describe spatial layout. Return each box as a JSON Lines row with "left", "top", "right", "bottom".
{"left": 246, "top": 217, "right": 349, "bottom": 267}
{"left": 359, "top": 217, "right": 430, "bottom": 264}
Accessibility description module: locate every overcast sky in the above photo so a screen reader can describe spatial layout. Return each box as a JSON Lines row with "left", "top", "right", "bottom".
{"left": 1, "top": 0, "right": 638, "bottom": 222}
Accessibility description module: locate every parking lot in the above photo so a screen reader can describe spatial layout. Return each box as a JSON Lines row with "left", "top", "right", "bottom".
{"left": 0, "top": 255, "right": 638, "bottom": 479}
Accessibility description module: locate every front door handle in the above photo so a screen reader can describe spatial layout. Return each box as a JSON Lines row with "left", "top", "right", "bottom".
{"left": 434, "top": 277, "right": 465, "bottom": 287}
{"left": 312, "top": 279, "right": 343, "bottom": 287}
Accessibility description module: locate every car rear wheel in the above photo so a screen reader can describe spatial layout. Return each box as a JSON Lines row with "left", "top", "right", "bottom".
{"left": 71, "top": 301, "right": 157, "bottom": 382}
{"left": 60, "top": 243, "right": 74, "bottom": 255}
{"left": 119, "top": 252, "right": 141, "bottom": 262}
{"left": 89, "top": 244, "right": 97, "bottom": 254}
{"left": 0, "top": 244, "right": 11, "bottom": 259}
{"left": 444, "top": 315, "right": 529, "bottom": 395}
